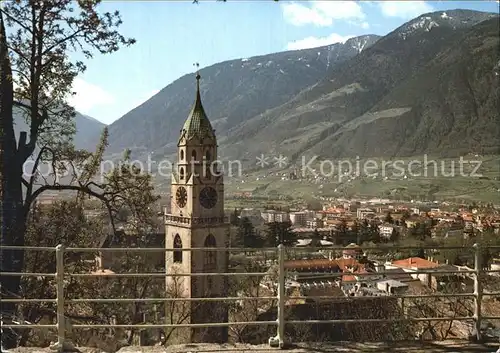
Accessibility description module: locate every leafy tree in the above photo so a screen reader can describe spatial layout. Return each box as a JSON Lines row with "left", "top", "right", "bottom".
{"left": 229, "top": 208, "right": 240, "bottom": 226}
{"left": 239, "top": 217, "right": 263, "bottom": 249}
{"left": 8, "top": 152, "right": 159, "bottom": 347}
{"left": 401, "top": 210, "right": 411, "bottom": 223}
{"left": 384, "top": 212, "right": 394, "bottom": 224}
{"left": 0, "top": 2, "right": 135, "bottom": 346}
{"left": 93, "top": 233, "right": 165, "bottom": 346}
{"left": 14, "top": 201, "right": 104, "bottom": 346}
{"left": 476, "top": 230, "right": 500, "bottom": 269}
{"left": 311, "top": 228, "right": 322, "bottom": 247}
{"left": 367, "top": 221, "right": 381, "bottom": 243}
{"left": 227, "top": 259, "right": 270, "bottom": 343}
{"left": 409, "top": 222, "right": 431, "bottom": 241}
{"left": 389, "top": 227, "right": 399, "bottom": 242}
{"left": 356, "top": 219, "right": 370, "bottom": 245}
{"left": 336, "top": 219, "right": 348, "bottom": 245}
{"left": 264, "top": 221, "right": 296, "bottom": 247}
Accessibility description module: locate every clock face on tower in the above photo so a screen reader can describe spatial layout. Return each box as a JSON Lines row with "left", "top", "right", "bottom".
{"left": 199, "top": 187, "right": 218, "bottom": 209}
{"left": 176, "top": 186, "right": 187, "bottom": 208}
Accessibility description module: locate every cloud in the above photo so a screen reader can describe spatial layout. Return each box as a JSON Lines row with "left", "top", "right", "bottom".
{"left": 349, "top": 20, "right": 370, "bottom": 29}
{"left": 287, "top": 33, "right": 354, "bottom": 50}
{"left": 379, "top": 1, "right": 434, "bottom": 19}
{"left": 282, "top": 1, "right": 365, "bottom": 27}
{"left": 67, "top": 78, "right": 115, "bottom": 114}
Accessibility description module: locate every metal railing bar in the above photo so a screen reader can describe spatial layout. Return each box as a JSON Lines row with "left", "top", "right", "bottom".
{"left": 0, "top": 269, "right": 484, "bottom": 278}
{"left": 0, "top": 317, "right": 481, "bottom": 330}
{"left": 58, "top": 293, "right": 476, "bottom": 304}
{"left": 71, "top": 321, "right": 278, "bottom": 328}
{"left": 67, "top": 247, "right": 279, "bottom": 252}
{"left": 287, "top": 269, "right": 476, "bottom": 276}
{"left": 0, "top": 325, "right": 57, "bottom": 329}
{"left": 0, "top": 299, "right": 57, "bottom": 303}
{"left": 65, "top": 268, "right": 479, "bottom": 278}
{"left": 482, "top": 292, "right": 500, "bottom": 296}
{"left": 68, "top": 272, "right": 267, "bottom": 278}
{"left": 65, "top": 296, "right": 277, "bottom": 303}
{"left": 0, "top": 246, "right": 56, "bottom": 251}
{"left": 289, "top": 293, "right": 476, "bottom": 300}
{"left": 286, "top": 317, "right": 474, "bottom": 324}
{"left": 2, "top": 245, "right": 498, "bottom": 251}
{"left": 0, "top": 272, "right": 56, "bottom": 277}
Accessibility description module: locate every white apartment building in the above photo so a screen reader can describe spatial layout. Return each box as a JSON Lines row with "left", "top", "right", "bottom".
{"left": 356, "top": 207, "right": 375, "bottom": 220}
{"left": 290, "top": 211, "right": 307, "bottom": 226}
{"left": 378, "top": 223, "right": 395, "bottom": 239}
{"left": 306, "top": 219, "right": 324, "bottom": 229}
{"left": 261, "top": 210, "right": 289, "bottom": 223}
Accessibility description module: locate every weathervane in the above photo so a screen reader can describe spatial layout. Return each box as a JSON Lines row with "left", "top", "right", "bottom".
{"left": 193, "top": 62, "right": 200, "bottom": 78}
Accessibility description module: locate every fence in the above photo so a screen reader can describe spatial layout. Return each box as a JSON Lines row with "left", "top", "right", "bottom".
{"left": 1, "top": 243, "right": 500, "bottom": 351}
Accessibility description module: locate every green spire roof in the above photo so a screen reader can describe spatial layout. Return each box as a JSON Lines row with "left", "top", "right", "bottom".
{"left": 181, "top": 73, "right": 215, "bottom": 141}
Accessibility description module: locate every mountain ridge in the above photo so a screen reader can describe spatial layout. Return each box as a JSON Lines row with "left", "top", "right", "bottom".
{"left": 105, "top": 9, "right": 499, "bottom": 163}
{"left": 222, "top": 9, "right": 499, "bottom": 161}
{"left": 14, "top": 110, "right": 105, "bottom": 152}
{"left": 105, "top": 35, "right": 381, "bottom": 157}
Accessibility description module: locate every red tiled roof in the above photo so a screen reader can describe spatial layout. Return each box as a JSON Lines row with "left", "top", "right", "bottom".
{"left": 284, "top": 259, "right": 340, "bottom": 270}
{"left": 391, "top": 257, "right": 439, "bottom": 269}
{"left": 284, "top": 257, "right": 364, "bottom": 271}
{"left": 342, "top": 274, "right": 356, "bottom": 282}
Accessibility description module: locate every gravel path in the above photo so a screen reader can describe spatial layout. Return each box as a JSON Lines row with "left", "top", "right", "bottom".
{"left": 6, "top": 341, "right": 500, "bottom": 353}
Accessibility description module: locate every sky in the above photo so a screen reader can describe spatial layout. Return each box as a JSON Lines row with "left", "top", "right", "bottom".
{"left": 69, "top": 0, "right": 499, "bottom": 125}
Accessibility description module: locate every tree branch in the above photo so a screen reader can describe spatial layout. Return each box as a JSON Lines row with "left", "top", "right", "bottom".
{"left": 41, "top": 28, "right": 84, "bottom": 57}
{"left": 0, "top": 8, "right": 33, "bottom": 35}
{"left": 21, "top": 178, "right": 29, "bottom": 188}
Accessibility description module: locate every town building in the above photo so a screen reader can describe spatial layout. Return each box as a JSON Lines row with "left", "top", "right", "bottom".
{"left": 378, "top": 223, "right": 395, "bottom": 239}
{"left": 261, "top": 209, "right": 289, "bottom": 223}
{"left": 289, "top": 211, "right": 307, "bottom": 226}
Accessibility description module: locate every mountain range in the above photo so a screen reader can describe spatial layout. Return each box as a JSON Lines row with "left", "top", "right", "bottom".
{"left": 106, "top": 34, "right": 380, "bottom": 159}
{"left": 93, "top": 10, "right": 500, "bottom": 162}
{"left": 14, "top": 110, "right": 105, "bottom": 151}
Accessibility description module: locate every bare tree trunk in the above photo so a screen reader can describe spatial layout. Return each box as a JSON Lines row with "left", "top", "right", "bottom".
{"left": 1, "top": 12, "right": 27, "bottom": 349}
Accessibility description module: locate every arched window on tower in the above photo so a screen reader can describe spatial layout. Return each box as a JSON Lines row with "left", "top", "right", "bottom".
{"left": 204, "top": 234, "right": 217, "bottom": 271}
{"left": 180, "top": 149, "right": 184, "bottom": 160}
{"left": 205, "top": 150, "right": 211, "bottom": 161}
{"left": 191, "top": 150, "right": 197, "bottom": 161}
{"left": 179, "top": 167, "right": 185, "bottom": 180}
{"left": 173, "top": 234, "right": 183, "bottom": 263}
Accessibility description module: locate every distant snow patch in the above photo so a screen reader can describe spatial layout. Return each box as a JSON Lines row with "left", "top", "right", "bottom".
{"left": 441, "top": 12, "right": 451, "bottom": 19}
{"left": 241, "top": 58, "right": 250, "bottom": 62}
{"left": 351, "top": 38, "right": 369, "bottom": 53}
{"left": 399, "top": 16, "right": 440, "bottom": 39}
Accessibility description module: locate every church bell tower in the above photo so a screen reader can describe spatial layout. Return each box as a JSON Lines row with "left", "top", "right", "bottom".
{"left": 164, "top": 67, "right": 229, "bottom": 343}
